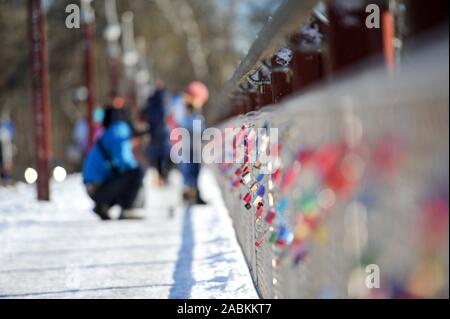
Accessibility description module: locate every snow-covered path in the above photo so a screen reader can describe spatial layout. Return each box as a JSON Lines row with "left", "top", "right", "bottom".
{"left": 0, "top": 168, "right": 258, "bottom": 299}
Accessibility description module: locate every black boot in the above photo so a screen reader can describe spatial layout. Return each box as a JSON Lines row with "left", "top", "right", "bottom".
{"left": 93, "top": 203, "right": 111, "bottom": 220}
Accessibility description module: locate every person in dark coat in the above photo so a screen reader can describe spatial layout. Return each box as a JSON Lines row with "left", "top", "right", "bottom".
{"left": 144, "top": 82, "right": 171, "bottom": 186}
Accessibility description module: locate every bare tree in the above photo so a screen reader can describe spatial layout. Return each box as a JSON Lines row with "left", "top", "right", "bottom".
{"left": 151, "top": 0, "right": 209, "bottom": 79}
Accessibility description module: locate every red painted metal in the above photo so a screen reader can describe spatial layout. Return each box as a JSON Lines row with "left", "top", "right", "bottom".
{"left": 405, "top": 0, "right": 449, "bottom": 37}
{"left": 108, "top": 55, "right": 120, "bottom": 98}
{"left": 28, "top": 0, "right": 52, "bottom": 201}
{"left": 233, "top": 93, "right": 246, "bottom": 116}
{"left": 82, "top": 11, "right": 97, "bottom": 150}
{"left": 382, "top": 11, "right": 396, "bottom": 73}
{"left": 290, "top": 17, "right": 325, "bottom": 92}
{"left": 291, "top": 51, "right": 323, "bottom": 91}
{"left": 258, "top": 83, "right": 273, "bottom": 108}
{"left": 326, "top": 1, "right": 384, "bottom": 74}
{"left": 247, "top": 92, "right": 259, "bottom": 112}
{"left": 271, "top": 61, "right": 292, "bottom": 104}
{"left": 256, "top": 69, "right": 273, "bottom": 108}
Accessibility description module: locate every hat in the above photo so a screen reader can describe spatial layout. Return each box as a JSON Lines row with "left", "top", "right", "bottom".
{"left": 185, "top": 81, "right": 209, "bottom": 107}
{"left": 112, "top": 96, "right": 125, "bottom": 109}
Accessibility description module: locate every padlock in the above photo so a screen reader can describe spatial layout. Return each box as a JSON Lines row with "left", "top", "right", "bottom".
{"left": 253, "top": 195, "right": 263, "bottom": 208}
{"left": 256, "top": 173, "right": 265, "bottom": 183}
{"left": 265, "top": 209, "right": 276, "bottom": 224}
{"left": 231, "top": 179, "right": 241, "bottom": 188}
{"left": 241, "top": 172, "right": 252, "bottom": 185}
{"left": 256, "top": 185, "right": 266, "bottom": 197}
{"left": 272, "top": 168, "right": 282, "bottom": 183}
{"left": 276, "top": 225, "right": 294, "bottom": 247}
{"left": 250, "top": 183, "right": 259, "bottom": 193}
{"left": 243, "top": 192, "right": 252, "bottom": 203}
{"left": 268, "top": 228, "right": 278, "bottom": 244}
{"left": 255, "top": 206, "right": 264, "bottom": 219}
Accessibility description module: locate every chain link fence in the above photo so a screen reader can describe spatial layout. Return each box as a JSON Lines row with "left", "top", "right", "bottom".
{"left": 211, "top": 36, "right": 449, "bottom": 299}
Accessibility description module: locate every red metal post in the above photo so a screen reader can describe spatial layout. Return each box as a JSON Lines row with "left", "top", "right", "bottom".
{"left": 404, "top": 0, "right": 449, "bottom": 37}
{"left": 247, "top": 92, "right": 258, "bottom": 112}
{"left": 121, "top": 11, "right": 138, "bottom": 117}
{"left": 236, "top": 93, "right": 247, "bottom": 115}
{"left": 271, "top": 57, "right": 292, "bottom": 104}
{"left": 229, "top": 99, "right": 239, "bottom": 118}
{"left": 28, "top": 0, "right": 52, "bottom": 201}
{"left": 291, "top": 51, "right": 323, "bottom": 91}
{"left": 258, "top": 83, "right": 272, "bottom": 108}
{"left": 127, "top": 78, "right": 137, "bottom": 115}
{"left": 82, "top": 0, "right": 96, "bottom": 149}
{"left": 382, "top": 11, "right": 396, "bottom": 73}
{"left": 108, "top": 54, "right": 120, "bottom": 98}
{"left": 104, "top": 0, "right": 122, "bottom": 98}
{"left": 256, "top": 69, "right": 272, "bottom": 109}
{"left": 326, "top": 0, "right": 384, "bottom": 74}
{"left": 290, "top": 19, "right": 325, "bottom": 92}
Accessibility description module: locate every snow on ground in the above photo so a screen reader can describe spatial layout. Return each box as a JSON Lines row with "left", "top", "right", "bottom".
{"left": 0, "top": 168, "right": 258, "bottom": 299}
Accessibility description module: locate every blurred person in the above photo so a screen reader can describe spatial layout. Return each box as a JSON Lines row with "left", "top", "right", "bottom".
{"left": 0, "top": 117, "right": 15, "bottom": 184}
{"left": 82, "top": 106, "right": 145, "bottom": 220}
{"left": 143, "top": 81, "right": 172, "bottom": 186}
{"left": 69, "top": 109, "right": 103, "bottom": 170}
{"left": 73, "top": 117, "right": 88, "bottom": 155}
{"left": 167, "top": 93, "right": 186, "bottom": 133}
{"left": 178, "top": 81, "right": 209, "bottom": 205}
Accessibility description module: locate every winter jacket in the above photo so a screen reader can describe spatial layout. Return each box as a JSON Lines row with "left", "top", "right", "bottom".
{"left": 145, "top": 89, "right": 171, "bottom": 160}
{"left": 82, "top": 121, "right": 138, "bottom": 184}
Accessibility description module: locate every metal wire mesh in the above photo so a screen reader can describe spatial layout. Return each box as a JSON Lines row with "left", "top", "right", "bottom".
{"left": 211, "top": 36, "right": 449, "bottom": 299}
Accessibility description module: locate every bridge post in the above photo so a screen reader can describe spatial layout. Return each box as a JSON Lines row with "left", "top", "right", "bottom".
{"left": 234, "top": 93, "right": 247, "bottom": 116}
{"left": 256, "top": 68, "right": 273, "bottom": 109}
{"left": 247, "top": 91, "right": 259, "bottom": 112}
{"left": 81, "top": 0, "right": 97, "bottom": 149}
{"left": 28, "top": 0, "right": 52, "bottom": 201}
{"left": 326, "top": 0, "right": 385, "bottom": 74}
{"left": 290, "top": 17, "right": 326, "bottom": 92}
{"left": 271, "top": 56, "right": 292, "bottom": 104}
{"left": 291, "top": 48, "right": 323, "bottom": 92}
{"left": 121, "top": 12, "right": 139, "bottom": 115}
{"left": 104, "top": 0, "right": 122, "bottom": 98}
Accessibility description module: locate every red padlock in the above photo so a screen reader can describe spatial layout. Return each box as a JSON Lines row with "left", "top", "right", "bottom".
{"left": 265, "top": 209, "right": 276, "bottom": 224}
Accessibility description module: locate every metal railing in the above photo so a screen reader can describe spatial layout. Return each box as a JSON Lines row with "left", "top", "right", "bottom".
{"left": 209, "top": 0, "right": 320, "bottom": 124}
{"left": 211, "top": 29, "right": 449, "bottom": 298}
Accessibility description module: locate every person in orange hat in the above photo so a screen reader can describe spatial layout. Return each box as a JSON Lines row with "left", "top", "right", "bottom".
{"left": 179, "top": 81, "right": 209, "bottom": 205}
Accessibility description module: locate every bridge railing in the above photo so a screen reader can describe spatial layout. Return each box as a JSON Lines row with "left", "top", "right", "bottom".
{"left": 209, "top": 0, "right": 449, "bottom": 298}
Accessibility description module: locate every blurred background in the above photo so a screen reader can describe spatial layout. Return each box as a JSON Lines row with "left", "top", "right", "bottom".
{"left": 0, "top": 0, "right": 283, "bottom": 181}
